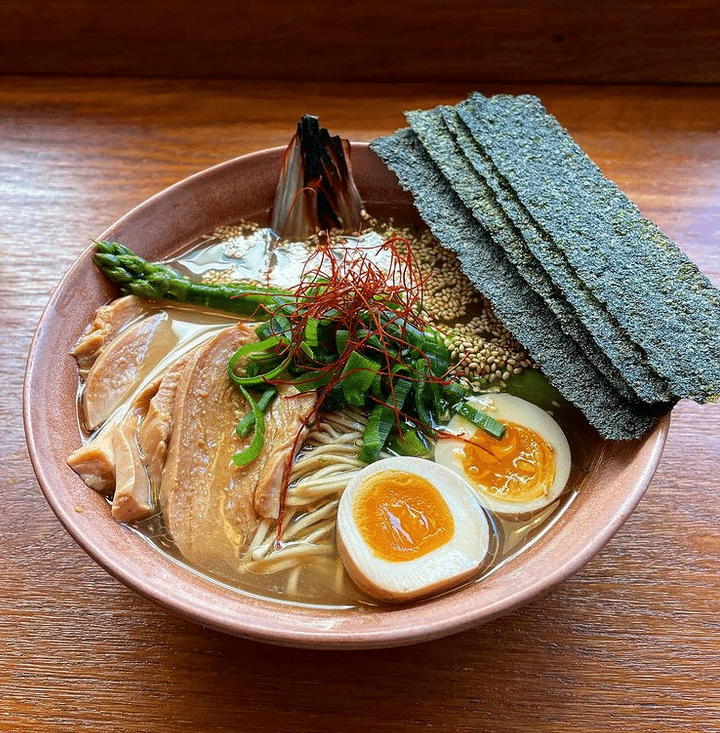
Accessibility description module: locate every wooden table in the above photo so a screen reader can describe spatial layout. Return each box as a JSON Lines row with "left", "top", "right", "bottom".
{"left": 3, "top": 78, "right": 719, "bottom": 732}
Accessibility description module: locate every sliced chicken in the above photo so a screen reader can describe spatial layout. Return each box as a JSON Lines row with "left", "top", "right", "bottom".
{"left": 137, "top": 353, "right": 192, "bottom": 493}
{"left": 67, "top": 417, "right": 118, "bottom": 494}
{"left": 72, "top": 295, "right": 152, "bottom": 375}
{"left": 67, "top": 379, "right": 160, "bottom": 519}
{"left": 81, "top": 311, "right": 173, "bottom": 431}
{"left": 110, "top": 381, "right": 161, "bottom": 523}
{"left": 160, "top": 323, "right": 259, "bottom": 574}
{"left": 253, "top": 391, "right": 316, "bottom": 519}
{"left": 160, "top": 323, "right": 315, "bottom": 577}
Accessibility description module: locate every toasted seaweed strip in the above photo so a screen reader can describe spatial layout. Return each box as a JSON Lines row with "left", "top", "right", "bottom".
{"left": 370, "top": 128, "right": 664, "bottom": 440}
{"left": 406, "top": 105, "right": 649, "bottom": 405}
{"left": 460, "top": 93, "right": 720, "bottom": 404}
{"left": 446, "top": 102, "right": 673, "bottom": 405}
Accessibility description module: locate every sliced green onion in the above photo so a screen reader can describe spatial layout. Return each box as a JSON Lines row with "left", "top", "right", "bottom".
{"left": 235, "top": 387, "right": 277, "bottom": 437}
{"left": 383, "top": 319, "right": 425, "bottom": 350}
{"left": 419, "top": 337, "right": 451, "bottom": 378}
{"left": 388, "top": 427, "right": 431, "bottom": 457}
{"left": 304, "top": 316, "right": 335, "bottom": 347}
{"left": 341, "top": 351, "right": 381, "bottom": 407}
{"left": 320, "top": 384, "right": 348, "bottom": 411}
{"left": 228, "top": 336, "right": 290, "bottom": 386}
{"left": 443, "top": 381, "right": 470, "bottom": 406}
{"left": 255, "top": 316, "right": 292, "bottom": 342}
{"left": 292, "top": 369, "right": 333, "bottom": 393}
{"left": 246, "top": 349, "right": 281, "bottom": 364}
{"left": 362, "top": 332, "right": 397, "bottom": 356}
{"left": 229, "top": 335, "right": 279, "bottom": 371}
{"left": 304, "top": 318, "right": 322, "bottom": 347}
{"left": 292, "top": 338, "right": 328, "bottom": 363}
{"left": 358, "top": 405, "right": 397, "bottom": 464}
{"left": 358, "top": 378, "right": 413, "bottom": 463}
{"left": 232, "top": 386, "right": 267, "bottom": 466}
{"left": 413, "top": 361, "right": 433, "bottom": 426}
{"left": 428, "top": 379, "right": 450, "bottom": 422}
{"left": 335, "top": 328, "right": 350, "bottom": 354}
{"left": 298, "top": 340, "right": 316, "bottom": 360}
{"left": 453, "top": 400, "right": 506, "bottom": 440}
{"left": 229, "top": 357, "right": 290, "bottom": 386}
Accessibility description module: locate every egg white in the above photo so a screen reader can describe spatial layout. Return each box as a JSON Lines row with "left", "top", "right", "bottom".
{"left": 434, "top": 392, "right": 572, "bottom": 517}
{"left": 336, "top": 456, "right": 491, "bottom": 603}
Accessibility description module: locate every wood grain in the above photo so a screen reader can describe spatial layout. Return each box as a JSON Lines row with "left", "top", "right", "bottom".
{"left": 2, "top": 78, "right": 720, "bottom": 732}
{"left": 0, "top": 1, "right": 719, "bottom": 83}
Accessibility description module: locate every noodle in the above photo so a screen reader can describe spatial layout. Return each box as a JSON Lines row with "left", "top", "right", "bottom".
{"left": 287, "top": 565, "right": 301, "bottom": 596}
{"left": 282, "top": 500, "right": 339, "bottom": 539}
{"left": 240, "top": 410, "right": 369, "bottom": 579}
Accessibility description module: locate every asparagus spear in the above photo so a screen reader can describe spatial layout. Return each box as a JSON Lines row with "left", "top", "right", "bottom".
{"left": 93, "top": 241, "right": 294, "bottom": 318}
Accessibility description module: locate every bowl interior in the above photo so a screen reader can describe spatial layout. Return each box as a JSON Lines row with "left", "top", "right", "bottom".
{"left": 24, "top": 144, "right": 669, "bottom": 649}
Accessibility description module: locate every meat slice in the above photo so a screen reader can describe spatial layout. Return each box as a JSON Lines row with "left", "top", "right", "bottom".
{"left": 67, "top": 417, "right": 118, "bottom": 494}
{"left": 81, "top": 310, "right": 173, "bottom": 430}
{"left": 160, "top": 323, "right": 315, "bottom": 577}
{"left": 73, "top": 295, "right": 152, "bottom": 376}
{"left": 110, "top": 382, "right": 161, "bottom": 523}
{"left": 160, "top": 323, "right": 259, "bottom": 574}
{"left": 137, "top": 353, "right": 192, "bottom": 493}
{"left": 67, "top": 378, "right": 160, "bottom": 520}
{"left": 253, "top": 391, "right": 316, "bottom": 519}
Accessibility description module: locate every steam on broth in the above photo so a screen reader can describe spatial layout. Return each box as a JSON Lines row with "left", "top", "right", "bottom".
{"left": 69, "top": 215, "right": 601, "bottom": 608}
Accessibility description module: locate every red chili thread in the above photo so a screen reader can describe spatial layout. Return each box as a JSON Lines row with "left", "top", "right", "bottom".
{"left": 265, "top": 231, "right": 462, "bottom": 543}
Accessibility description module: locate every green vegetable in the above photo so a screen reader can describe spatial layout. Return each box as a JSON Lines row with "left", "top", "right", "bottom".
{"left": 453, "top": 401, "right": 506, "bottom": 440}
{"left": 227, "top": 337, "right": 290, "bottom": 386}
{"left": 254, "top": 316, "right": 292, "bottom": 342}
{"left": 504, "top": 368, "right": 564, "bottom": 411}
{"left": 340, "top": 352, "right": 381, "bottom": 407}
{"left": 235, "top": 387, "right": 277, "bottom": 437}
{"left": 388, "top": 427, "right": 431, "bottom": 457}
{"left": 304, "top": 316, "right": 336, "bottom": 347}
{"left": 443, "top": 381, "right": 471, "bottom": 406}
{"left": 94, "top": 241, "right": 294, "bottom": 317}
{"left": 358, "top": 378, "right": 414, "bottom": 463}
{"left": 291, "top": 369, "right": 334, "bottom": 393}
{"left": 231, "top": 386, "right": 267, "bottom": 466}
{"left": 411, "top": 359, "right": 434, "bottom": 426}
{"left": 335, "top": 329, "right": 350, "bottom": 354}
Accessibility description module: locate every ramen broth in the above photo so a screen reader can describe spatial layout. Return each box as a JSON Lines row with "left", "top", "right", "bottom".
{"left": 80, "top": 220, "right": 604, "bottom": 608}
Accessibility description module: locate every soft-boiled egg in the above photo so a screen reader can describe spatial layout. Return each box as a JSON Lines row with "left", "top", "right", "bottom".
{"left": 434, "top": 393, "right": 572, "bottom": 517}
{"left": 336, "top": 456, "right": 491, "bottom": 603}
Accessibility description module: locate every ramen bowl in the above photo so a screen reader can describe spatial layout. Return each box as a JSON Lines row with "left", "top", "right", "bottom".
{"left": 23, "top": 144, "right": 670, "bottom": 649}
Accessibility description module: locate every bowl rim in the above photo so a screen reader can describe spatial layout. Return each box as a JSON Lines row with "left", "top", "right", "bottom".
{"left": 23, "top": 143, "right": 670, "bottom": 649}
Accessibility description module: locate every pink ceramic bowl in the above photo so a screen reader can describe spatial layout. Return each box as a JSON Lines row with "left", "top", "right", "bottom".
{"left": 23, "top": 144, "right": 669, "bottom": 649}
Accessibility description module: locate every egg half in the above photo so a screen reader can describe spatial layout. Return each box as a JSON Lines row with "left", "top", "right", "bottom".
{"left": 434, "top": 392, "right": 572, "bottom": 517}
{"left": 336, "top": 456, "right": 491, "bottom": 603}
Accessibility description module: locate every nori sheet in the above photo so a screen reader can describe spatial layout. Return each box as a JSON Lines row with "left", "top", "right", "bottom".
{"left": 370, "top": 128, "right": 664, "bottom": 440}
{"left": 405, "top": 105, "right": 661, "bottom": 404}
{"left": 448, "top": 101, "right": 673, "bottom": 404}
{"left": 459, "top": 93, "right": 720, "bottom": 404}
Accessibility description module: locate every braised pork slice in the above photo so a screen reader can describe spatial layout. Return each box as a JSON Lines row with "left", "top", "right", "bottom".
{"left": 160, "top": 323, "right": 315, "bottom": 576}
{"left": 81, "top": 311, "right": 173, "bottom": 431}
{"left": 72, "top": 295, "right": 152, "bottom": 376}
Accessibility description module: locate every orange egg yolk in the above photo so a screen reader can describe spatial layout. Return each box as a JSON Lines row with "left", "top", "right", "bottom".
{"left": 460, "top": 421, "right": 555, "bottom": 502}
{"left": 352, "top": 470, "right": 454, "bottom": 562}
